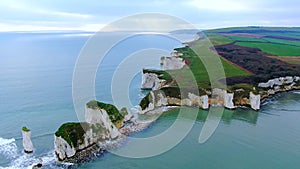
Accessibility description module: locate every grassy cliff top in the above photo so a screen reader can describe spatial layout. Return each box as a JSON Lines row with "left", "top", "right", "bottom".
{"left": 86, "top": 100, "right": 124, "bottom": 124}
{"left": 55, "top": 122, "right": 106, "bottom": 147}
{"left": 22, "top": 126, "right": 30, "bottom": 132}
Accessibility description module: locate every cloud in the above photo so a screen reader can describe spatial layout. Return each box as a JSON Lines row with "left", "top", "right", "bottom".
{"left": 0, "top": 0, "right": 92, "bottom": 19}
{"left": 186, "top": 0, "right": 252, "bottom": 12}
{"left": 35, "top": 10, "right": 92, "bottom": 19}
{"left": 0, "top": 22, "right": 105, "bottom": 32}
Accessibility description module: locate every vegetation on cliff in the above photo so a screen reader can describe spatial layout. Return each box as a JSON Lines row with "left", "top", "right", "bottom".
{"left": 55, "top": 122, "right": 106, "bottom": 147}
{"left": 86, "top": 100, "right": 124, "bottom": 125}
{"left": 22, "top": 126, "right": 31, "bottom": 132}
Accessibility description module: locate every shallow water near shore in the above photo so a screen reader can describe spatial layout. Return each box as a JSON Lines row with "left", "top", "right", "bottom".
{"left": 0, "top": 32, "right": 300, "bottom": 169}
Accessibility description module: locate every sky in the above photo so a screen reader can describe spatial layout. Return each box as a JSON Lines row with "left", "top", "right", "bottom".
{"left": 0, "top": 0, "right": 299, "bottom": 32}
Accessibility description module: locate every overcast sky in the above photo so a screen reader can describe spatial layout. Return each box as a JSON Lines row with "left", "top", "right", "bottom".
{"left": 0, "top": 0, "right": 299, "bottom": 32}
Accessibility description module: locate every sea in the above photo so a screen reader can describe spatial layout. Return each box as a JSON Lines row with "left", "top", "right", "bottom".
{"left": 0, "top": 32, "right": 300, "bottom": 169}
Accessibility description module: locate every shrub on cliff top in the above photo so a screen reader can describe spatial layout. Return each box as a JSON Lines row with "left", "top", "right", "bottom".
{"left": 22, "top": 126, "right": 30, "bottom": 132}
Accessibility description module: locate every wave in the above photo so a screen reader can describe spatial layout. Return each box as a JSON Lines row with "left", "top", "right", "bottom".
{"left": 293, "top": 91, "right": 300, "bottom": 94}
{"left": 0, "top": 137, "right": 72, "bottom": 169}
{"left": 0, "top": 151, "right": 71, "bottom": 169}
{"left": 0, "top": 138, "right": 15, "bottom": 147}
{"left": 0, "top": 137, "right": 18, "bottom": 159}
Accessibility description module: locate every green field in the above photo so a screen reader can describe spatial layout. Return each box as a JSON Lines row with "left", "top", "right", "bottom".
{"left": 148, "top": 27, "right": 300, "bottom": 90}
{"left": 260, "top": 32, "right": 300, "bottom": 39}
{"left": 206, "top": 33, "right": 234, "bottom": 46}
{"left": 263, "top": 38, "right": 300, "bottom": 47}
{"left": 228, "top": 36, "right": 267, "bottom": 42}
{"left": 205, "top": 27, "right": 300, "bottom": 34}
{"left": 151, "top": 39, "right": 250, "bottom": 89}
{"left": 236, "top": 42, "right": 300, "bottom": 56}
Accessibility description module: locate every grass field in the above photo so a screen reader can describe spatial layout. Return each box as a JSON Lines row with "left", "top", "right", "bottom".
{"left": 260, "top": 32, "right": 300, "bottom": 39}
{"left": 149, "top": 38, "right": 251, "bottom": 89}
{"left": 228, "top": 36, "right": 267, "bottom": 42}
{"left": 263, "top": 38, "right": 300, "bottom": 47}
{"left": 206, "top": 33, "right": 234, "bottom": 46}
{"left": 235, "top": 42, "right": 300, "bottom": 56}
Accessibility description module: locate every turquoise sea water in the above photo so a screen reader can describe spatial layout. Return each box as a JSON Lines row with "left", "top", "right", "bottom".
{"left": 0, "top": 32, "right": 299, "bottom": 169}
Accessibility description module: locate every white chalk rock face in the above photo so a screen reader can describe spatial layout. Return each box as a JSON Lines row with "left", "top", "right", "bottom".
{"left": 162, "top": 57, "right": 185, "bottom": 70}
{"left": 141, "top": 73, "right": 162, "bottom": 90}
{"left": 54, "top": 136, "right": 76, "bottom": 160}
{"left": 187, "top": 93, "right": 209, "bottom": 109}
{"left": 181, "top": 98, "right": 192, "bottom": 106}
{"left": 258, "top": 76, "right": 299, "bottom": 88}
{"left": 284, "top": 76, "right": 294, "bottom": 84}
{"left": 85, "top": 107, "right": 121, "bottom": 139}
{"left": 154, "top": 92, "right": 168, "bottom": 107}
{"left": 250, "top": 92, "right": 261, "bottom": 111}
{"left": 224, "top": 93, "right": 235, "bottom": 109}
{"left": 268, "top": 89, "right": 275, "bottom": 95}
{"left": 153, "top": 78, "right": 165, "bottom": 90}
{"left": 200, "top": 95, "right": 209, "bottom": 109}
{"left": 22, "top": 130, "right": 34, "bottom": 153}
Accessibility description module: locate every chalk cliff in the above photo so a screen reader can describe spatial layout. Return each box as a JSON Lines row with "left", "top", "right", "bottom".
{"left": 250, "top": 92, "right": 261, "bottom": 111}
{"left": 54, "top": 101, "right": 124, "bottom": 162}
{"left": 22, "top": 127, "right": 34, "bottom": 153}
{"left": 139, "top": 87, "right": 209, "bottom": 113}
{"left": 139, "top": 86, "right": 267, "bottom": 112}
{"left": 162, "top": 57, "right": 186, "bottom": 70}
{"left": 258, "top": 76, "right": 299, "bottom": 88}
{"left": 54, "top": 122, "right": 110, "bottom": 161}
{"left": 224, "top": 93, "right": 235, "bottom": 109}
{"left": 141, "top": 73, "right": 165, "bottom": 90}
{"left": 258, "top": 76, "right": 300, "bottom": 100}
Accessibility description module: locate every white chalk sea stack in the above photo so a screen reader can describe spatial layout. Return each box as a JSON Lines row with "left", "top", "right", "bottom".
{"left": 22, "top": 127, "right": 34, "bottom": 153}
{"left": 250, "top": 92, "right": 261, "bottom": 111}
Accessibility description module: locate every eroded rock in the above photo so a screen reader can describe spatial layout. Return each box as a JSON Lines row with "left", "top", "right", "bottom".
{"left": 162, "top": 57, "right": 186, "bottom": 70}
{"left": 250, "top": 92, "right": 260, "bottom": 111}
{"left": 22, "top": 127, "right": 34, "bottom": 153}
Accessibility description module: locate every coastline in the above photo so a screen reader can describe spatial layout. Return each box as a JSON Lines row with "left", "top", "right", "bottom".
{"left": 52, "top": 28, "right": 300, "bottom": 164}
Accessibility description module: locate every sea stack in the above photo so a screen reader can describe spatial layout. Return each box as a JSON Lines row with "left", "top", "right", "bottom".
{"left": 22, "top": 126, "right": 34, "bottom": 153}
{"left": 224, "top": 92, "right": 235, "bottom": 109}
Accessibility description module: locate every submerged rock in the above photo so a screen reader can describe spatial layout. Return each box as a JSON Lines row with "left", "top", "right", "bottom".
{"left": 22, "top": 126, "right": 34, "bottom": 153}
